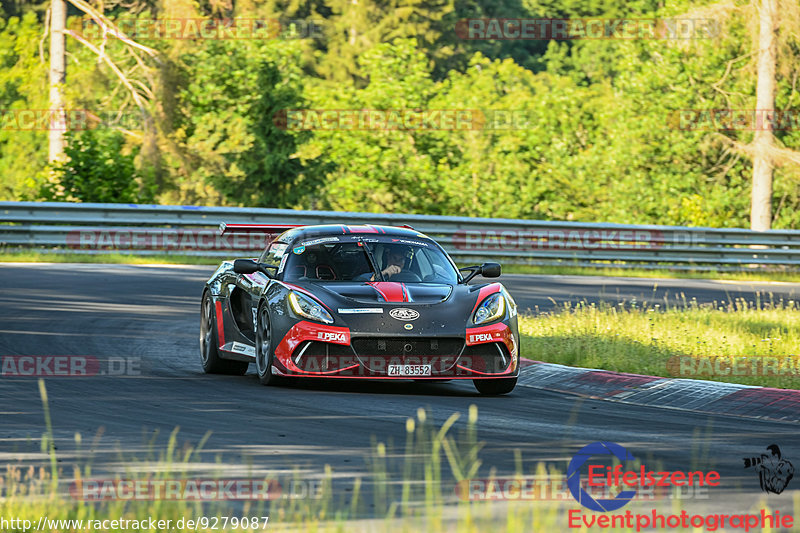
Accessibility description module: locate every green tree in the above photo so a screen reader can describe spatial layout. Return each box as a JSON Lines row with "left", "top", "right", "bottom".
{"left": 302, "top": 39, "right": 445, "bottom": 212}
{"left": 0, "top": 12, "right": 48, "bottom": 200}
{"left": 165, "top": 37, "right": 320, "bottom": 207}
{"left": 41, "top": 128, "right": 147, "bottom": 202}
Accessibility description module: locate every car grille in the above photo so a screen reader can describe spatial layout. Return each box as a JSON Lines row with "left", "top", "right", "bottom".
{"left": 350, "top": 337, "right": 464, "bottom": 373}
{"left": 300, "top": 341, "right": 355, "bottom": 357}
{"left": 293, "top": 341, "right": 356, "bottom": 372}
{"left": 351, "top": 337, "right": 464, "bottom": 357}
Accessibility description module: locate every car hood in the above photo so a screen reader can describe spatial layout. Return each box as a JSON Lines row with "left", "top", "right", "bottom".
{"left": 314, "top": 281, "right": 453, "bottom": 304}
{"left": 281, "top": 280, "right": 506, "bottom": 335}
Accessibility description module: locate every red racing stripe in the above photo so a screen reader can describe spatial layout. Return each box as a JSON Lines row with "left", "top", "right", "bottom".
{"left": 215, "top": 300, "right": 225, "bottom": 345}
{"left": 368, "top": 282, "right": 407, "bottom": 302}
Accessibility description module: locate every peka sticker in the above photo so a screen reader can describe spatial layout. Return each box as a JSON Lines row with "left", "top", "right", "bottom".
{"left": 293, "top": 246, "right": 305, "bottom": 254}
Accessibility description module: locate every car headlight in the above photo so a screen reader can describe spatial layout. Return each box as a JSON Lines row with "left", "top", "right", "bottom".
{"left": 473, "top": 293, "right": 506, "bottom": 325}
{"left": 288, "top": 291, "right": 334, "bottom": 324}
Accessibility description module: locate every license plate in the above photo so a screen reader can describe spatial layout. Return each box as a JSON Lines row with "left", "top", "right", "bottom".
{"left": 388, "top": 364, "right": 432, "bottom": 377}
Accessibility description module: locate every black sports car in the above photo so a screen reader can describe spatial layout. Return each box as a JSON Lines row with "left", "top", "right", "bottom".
{"left": 200, "top": 223, "right": 520, "bottom": 394}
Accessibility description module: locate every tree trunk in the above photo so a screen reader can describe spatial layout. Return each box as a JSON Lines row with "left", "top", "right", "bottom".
{"left": 349, "top": 0, "right": 358, "bottom": 45}
{"left": 750, "top": 0, "right": 777, "bottom": 231}
{"left": 49, "top": 0, "right": 67, "bottom": 165}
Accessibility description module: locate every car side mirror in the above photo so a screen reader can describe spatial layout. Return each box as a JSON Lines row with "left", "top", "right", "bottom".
{"left": 459, "top": 262, "right": 502, "bottom": 283}
{"left": 480, "top": 262, "right": 501, "bottom": 278}
{"left": 233, "top": 259, "right": 261, "bottom": 275}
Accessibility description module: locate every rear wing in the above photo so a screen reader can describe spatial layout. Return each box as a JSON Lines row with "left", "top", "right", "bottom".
{"left": 219, "top": 223, "right": 302, "bottom": 235}
{"left": 218, "top": 222, "right": 418, "bottom": 235}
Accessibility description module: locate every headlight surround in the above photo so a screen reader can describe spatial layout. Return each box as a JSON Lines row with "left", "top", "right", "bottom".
{"left": 288, "top": 291, "right": 334, "bottom": 324}
{"left": 473, "top": 293, "right": 506, "bottom": 325}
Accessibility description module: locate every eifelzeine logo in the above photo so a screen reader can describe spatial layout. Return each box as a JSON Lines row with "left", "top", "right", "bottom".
{"left": 568, "top": 441, "right": 720, "bottom": 512}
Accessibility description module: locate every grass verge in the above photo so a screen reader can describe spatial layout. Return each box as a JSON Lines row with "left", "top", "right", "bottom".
{"left": 519, "top": 298, "right": 800, "bottom": 389}
{"left": 2, "top": 391, "right": 571, "bottom": 532}
{"left": 2, "top": 383, "right": 791, "bottom": 532}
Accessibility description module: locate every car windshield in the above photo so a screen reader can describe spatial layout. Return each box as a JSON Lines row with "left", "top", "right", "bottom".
{"left": 281, "top": 237, "right": 459, "bottom": 283}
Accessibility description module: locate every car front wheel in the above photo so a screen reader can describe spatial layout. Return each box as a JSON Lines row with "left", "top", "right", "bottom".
{"left": 200, "top": 292, "right": 249, "bottom": 375}
{"left": 255, "top": 302, "right": 282, "bottom": 386}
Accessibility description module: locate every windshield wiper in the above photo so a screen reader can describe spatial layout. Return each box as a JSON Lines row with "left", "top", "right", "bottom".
{"left": 358, "top": 238, "right": 384, "bottom": 282}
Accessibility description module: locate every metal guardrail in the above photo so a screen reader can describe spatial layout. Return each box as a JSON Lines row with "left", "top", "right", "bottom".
{"left": 2, "top": 201, "right": 800, "bottom": 271}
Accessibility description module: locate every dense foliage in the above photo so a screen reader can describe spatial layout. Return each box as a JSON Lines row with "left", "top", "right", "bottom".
{"left": 1, "top": 0, "right": 799, "bottom": 227}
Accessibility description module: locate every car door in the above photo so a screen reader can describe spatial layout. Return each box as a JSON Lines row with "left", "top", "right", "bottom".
{"left": 231, "top": 242, "right": 287, "bottom": 339}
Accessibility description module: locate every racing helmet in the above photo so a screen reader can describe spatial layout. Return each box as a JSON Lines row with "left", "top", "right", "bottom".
{"left": 382, "top": 243, "right": 414, "bottom": 268}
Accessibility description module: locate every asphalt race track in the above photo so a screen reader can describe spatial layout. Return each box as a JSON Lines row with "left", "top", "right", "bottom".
{"left": 1, "top": 263, "right": 799, "bottom": 518}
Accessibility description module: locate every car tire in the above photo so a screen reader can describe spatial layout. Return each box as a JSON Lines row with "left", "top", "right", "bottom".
{"left": 255, "top": 302, "right": 282, "bottom": 386}
{"left": 473, "top": 377, "right": 517, "bottom": 395}
{"left": 200, "top": 292, "right": 249, "bottom": 375}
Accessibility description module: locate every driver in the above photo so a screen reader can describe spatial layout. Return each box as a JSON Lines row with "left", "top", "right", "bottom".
{"left": 380, "top": 245, "right": 412, "bottom": 279}
{"left": 359, "top": 244, "right": 413, "bottom": 281}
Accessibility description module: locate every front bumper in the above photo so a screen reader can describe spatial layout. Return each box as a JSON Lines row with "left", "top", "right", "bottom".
{"left": 272, "top": 321, "right": 519, "bottom": 379}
